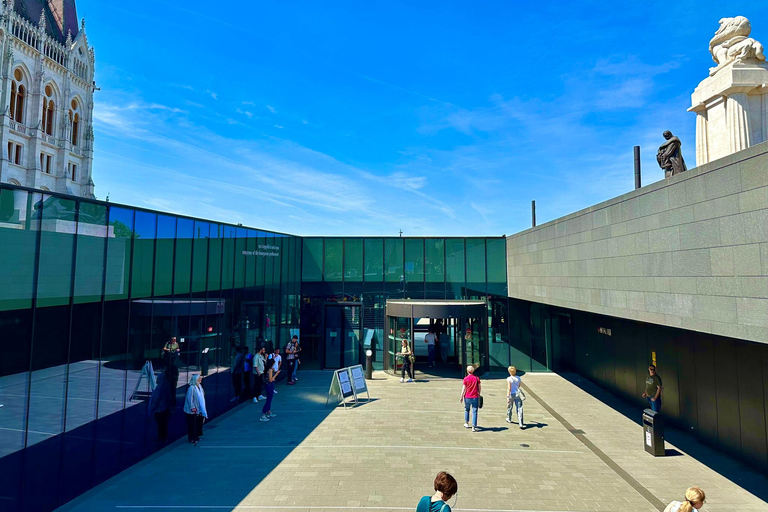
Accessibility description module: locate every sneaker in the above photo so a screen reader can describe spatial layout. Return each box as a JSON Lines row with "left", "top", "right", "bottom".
{"left": 259, "top": 416, "right": 269, "bottom": 422}
{"left": 253, "top": 397, "right": 259, "bottom": 403}
{"left": 407, "top": 378, "right": 413, "bottom": 383}
{"left": 230, "top": 397, "right": 238, "bottom": 402}
{"left": 267, "top": 413, "right": 277, "bottom": 418}
{"left": 287, "top": 381, "right": 295, "bottom": 385}
{"left": 273, "top": 390, "right": 278, "bottom": 394}
{"left": 258, "top": 395, "right": 267, "bottom": 401}
{"left": 463, "top": 423, "right": 470, "bottom": 428}
{"left": 472, "top": 427, "right": 479, "bottom": 432}
{"left": 294, "top": 378, "right": 298, "bottom": 381}
{"left": 400, "top": 378, "right": 405, "bottom": 383}
{"left": 505, "top": 418, "right": 513, "bottom": 423}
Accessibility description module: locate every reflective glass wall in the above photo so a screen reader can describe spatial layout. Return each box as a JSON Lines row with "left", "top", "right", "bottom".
{"left": 0, "top": 184, "right": 300, "bottom": 512}
{"left": 300, "top": 237, "right": 509, "bottom": 371}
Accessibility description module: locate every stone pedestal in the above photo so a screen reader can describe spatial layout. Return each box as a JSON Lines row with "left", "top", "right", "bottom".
{"left": 689, "top": 63, "right": 768, "bottom": 166}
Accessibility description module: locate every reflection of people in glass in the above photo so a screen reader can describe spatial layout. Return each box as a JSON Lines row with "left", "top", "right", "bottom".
{"left": 184, "top": 374, "right": 207, "bottom": 444}
{"left": 162, "top": 336, "right": 180, "bottom": 388}
{"left": 397, "top": 339, "right": 413, "bottom": 383}
{"left": 149, "top": 373, "right": 173, "bottom": 442}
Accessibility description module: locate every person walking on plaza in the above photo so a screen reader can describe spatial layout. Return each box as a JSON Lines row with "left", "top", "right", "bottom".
{"left": 397, "top": 339, "right": 413, "bottom": 382}
{"left": 460, "top": 365, "right": 481, "bottom": 432}
{"left": 416, "top": 471, "right": 458, "bottom": 512}
{"left": 285, "top": 335, "right": 299, "bottom": 385}
{"left": 642, "top": 364, "right": 663, "bottom": 412}
{"left": 663, "top": 486, "right": 706, "bottom": 512}
{"left": 149, "top": 373, "right": 173, "bottom": 442}
{"left": 253, "top": 345, "right": 267, "bottom": 402}
{"left": 424, "top": 329, "right": 438, "bottom": 367}
{"left": 506, "top": 366, "right": 526, "bottom": 428}
{"left": 183, "top": 374, "right": 207, "bottom": 444}
{"left": 231, "top": 346, "right": 244, "bottom": 401}
{"left": 260, "top": 358, "right": 280, "bottom": 422}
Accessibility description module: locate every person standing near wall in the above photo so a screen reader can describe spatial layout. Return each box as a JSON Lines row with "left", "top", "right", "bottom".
{"left": 663, "top": 486, "right": 706, "bottom": 512}
{"left": 642, "top": 364, "right": 663, "bottom": 412}
{"left": 285, "top": 336, "right": 298, "bottom": 385}
{"left": 253, "top": 346, "right": 267, "bottom": 402}
{"left": 184, "top": 374, "right": 207, "bottom": 444}
{"left": 291, "top": 336, "right": 301, "bottom": 382}
{"left": 269, "top": 347, "right": 282, "bottom": 389}
{"left": 460, "top": 365, "right": 481, "bottom": 432}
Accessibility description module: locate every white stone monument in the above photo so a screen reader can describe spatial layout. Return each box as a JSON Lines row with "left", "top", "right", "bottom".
{"left": 689, "top": 16, "right": 768, "bottom": 166}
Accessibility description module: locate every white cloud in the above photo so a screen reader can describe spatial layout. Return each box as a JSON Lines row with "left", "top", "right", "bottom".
{"left": 266, "top": 105, "right": 276, "bottom": 113}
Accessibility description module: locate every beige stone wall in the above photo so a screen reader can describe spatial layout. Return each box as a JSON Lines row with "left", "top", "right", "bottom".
{"left": 507, "top": 141, "right": 768, "bottom": 344}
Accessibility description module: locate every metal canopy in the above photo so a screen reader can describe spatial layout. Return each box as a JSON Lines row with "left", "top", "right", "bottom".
{"left": 385, "top": 299, "right": 486, "bottom": 319}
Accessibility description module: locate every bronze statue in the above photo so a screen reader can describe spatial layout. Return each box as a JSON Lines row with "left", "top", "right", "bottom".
{"left": 657, "top": 131, "right": 687, "bottom": 177}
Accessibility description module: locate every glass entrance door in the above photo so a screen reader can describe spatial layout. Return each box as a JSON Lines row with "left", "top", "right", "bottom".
{"left": 324, "top": 304, "right": 362, "bottom": 369}
{"left": 460, "top": 316, "right": 486, "bottom": 373}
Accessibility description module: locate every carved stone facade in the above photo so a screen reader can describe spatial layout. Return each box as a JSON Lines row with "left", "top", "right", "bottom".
{"left": 0, "top": 0, "right": 95, "bottom": 198}
{"left": 690, "top": 16, "right": 768, "bottom": 167}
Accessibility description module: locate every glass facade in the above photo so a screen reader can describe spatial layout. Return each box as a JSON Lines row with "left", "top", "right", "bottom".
{"left": 0, "top": 185, "right": 300, "bottom": 512}
{"left": 299, "top": 237, "right": 512, "bottom": 373}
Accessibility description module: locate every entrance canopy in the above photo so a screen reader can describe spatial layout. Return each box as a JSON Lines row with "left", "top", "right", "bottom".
{"left": 385, "top": 299, "right": 487, "bottom": 320}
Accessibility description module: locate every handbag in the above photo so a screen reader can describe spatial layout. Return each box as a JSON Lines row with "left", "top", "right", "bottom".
{"left": 478, "top": 395, "right": 484, "bottom": 408}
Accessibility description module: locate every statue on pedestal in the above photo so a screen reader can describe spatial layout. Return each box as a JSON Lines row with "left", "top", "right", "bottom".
{"left": 657, "top": 131, "right": 687, "bottom": 178}
{"left": 708, "top": 16, "right": 765, "bottom": 77}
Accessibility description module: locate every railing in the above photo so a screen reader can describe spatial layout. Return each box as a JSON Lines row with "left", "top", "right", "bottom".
{"left": 43, "top": 134, "right": 56, "bottom": 145}
{"left": 10, "top": 12, "right": 70, "bottom": 68}
{"left": 70, "top": 146, "right": 83, "bottom": 156}
{"left": 9, "top": 121, "right": 27, "bottom": 135}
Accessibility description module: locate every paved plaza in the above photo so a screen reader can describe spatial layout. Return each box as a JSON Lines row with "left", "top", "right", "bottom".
{"left": 57, "top": 369, "right": 768, "bottom": 512}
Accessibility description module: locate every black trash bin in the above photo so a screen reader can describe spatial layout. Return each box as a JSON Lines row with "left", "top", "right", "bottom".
{"left": 642, "top": 408, "right": 665, "bottom": 456}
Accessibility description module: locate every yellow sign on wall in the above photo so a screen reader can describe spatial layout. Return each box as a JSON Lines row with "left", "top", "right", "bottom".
{"left": 652, "top": 351, "right": 657, "bottom": 367}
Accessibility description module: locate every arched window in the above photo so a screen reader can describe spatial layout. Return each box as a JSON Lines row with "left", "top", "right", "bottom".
{"left": 42, "top": 85, "right": 55, "bottom": 136}
{"left": 10, "top": 69, "right": 26, "bottom": 123}
{"left": 8, "top": 178, "right": 21, "bottom": 186}
{"left": 69, "top": 98, "right": 80, "bottom": 146}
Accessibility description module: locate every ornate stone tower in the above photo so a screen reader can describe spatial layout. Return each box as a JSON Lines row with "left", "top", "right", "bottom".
{"left": 689, "top": 16, "right": 768, "bottom": 167}
{"left": 0, "top": 0, "right": 96, "bottom": 198}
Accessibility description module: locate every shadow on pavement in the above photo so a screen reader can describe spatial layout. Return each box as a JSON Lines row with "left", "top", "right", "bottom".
{"left": 558, "top": 372, "right": 768, "bottom": 503}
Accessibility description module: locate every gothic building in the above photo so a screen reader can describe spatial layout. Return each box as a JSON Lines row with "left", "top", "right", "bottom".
{"left": 0, "top": 0, "right": 95, "bottom": 198}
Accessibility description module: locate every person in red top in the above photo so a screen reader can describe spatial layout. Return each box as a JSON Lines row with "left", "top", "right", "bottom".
{"left": 460, "top": 365, "right": 481, "bottom": 432}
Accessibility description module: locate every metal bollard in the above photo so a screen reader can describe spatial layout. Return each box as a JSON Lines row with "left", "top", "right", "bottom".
{"left": 365, "top": 350, "right": 373, "bottom": 380}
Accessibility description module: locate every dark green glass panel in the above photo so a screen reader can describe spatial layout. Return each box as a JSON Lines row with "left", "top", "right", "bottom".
{"left": 255, "top": 232, "right": 266, "bottom": 287}
{"left": 486, "top": 238, "right": 506, "bottom": 283}
{"left": 105, "top": 206, "right": 134, "bottom": 301}
{"left": 130, "top": 211, "right": 156, "bottom": 299}
{"left": 234, "top": 228, "right": 247, "bottom": 288}
{"left": 37, "top": 195, "right": 76, "bottom": 307}
{"left": 302, "top": 238, "right": 323, "bottom": 282}
{"left": 404, "top": 238, "right": 424, "bottom": 282}
{"left": 245, "top": 229, "right": 257, "bottom": 287}
{"left": 344, "top": 238, "right": 363, "bottom": 282}
{"left": 153, "top": 215, "right": 176, "bottom": 297}
{"left": 0, "top": 189, "right": 38, "bottom": 311}
{"left": 384, "top": 238, "right": 403, "bottom": 283}
{"left": 466, "top": 238, "right": 486, "bottom": 284}
{"left": 192, "top": 221, "right": 209, "bottom": 293}
{"left": 174, "top": 218, "right": 193, "bottom": 295}
{"left": 73, "top": 203, "right": 108, "bottom": 304}
{"left": 325, "top": 238, "right": 343, "bottom": 282}
{"left": 445, "top": 238, "right": 465, "bottom": 286}
{"left": 221, "top": 225, "right": 236, "bottom": 290}
{"left": 207, "top": 224, "right": 222, "bottom": 291}
{"left": 364, "top": 238, "right": 383, "bottom": 281}
{"left": 425, "top": 238, "right": 445, "bottom": 283}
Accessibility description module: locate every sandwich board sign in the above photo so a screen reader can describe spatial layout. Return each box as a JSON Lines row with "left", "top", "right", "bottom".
{"left": 326, "top": 367, "right": 357, "bottom": 408}
{"left": 348, "top": 364, "right": 370, "bottom": 402}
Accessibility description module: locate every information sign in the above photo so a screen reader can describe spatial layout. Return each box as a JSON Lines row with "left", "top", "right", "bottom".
{"left": 348, "top": 364, "right": 370, "bottom": 401}
{"left": 326, "top": 367, "right": 357, "bottom": 408}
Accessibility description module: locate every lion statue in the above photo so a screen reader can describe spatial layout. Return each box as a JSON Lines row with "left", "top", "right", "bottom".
{"left": 709, "top": 16, "right": 765, "bottom": 76}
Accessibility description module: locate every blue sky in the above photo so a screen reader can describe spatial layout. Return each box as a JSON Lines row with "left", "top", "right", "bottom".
{"left": 81, "top": 1, "right": 768, "bottom": 236}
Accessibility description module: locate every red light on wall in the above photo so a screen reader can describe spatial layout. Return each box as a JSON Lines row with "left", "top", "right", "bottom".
{"left": 207, "top": 327, "right": 213, "bottom": 333}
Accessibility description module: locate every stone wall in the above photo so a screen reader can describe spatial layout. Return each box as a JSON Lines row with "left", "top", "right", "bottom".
{"left": 507, "top": 141, "right": 768, "bottom": 344}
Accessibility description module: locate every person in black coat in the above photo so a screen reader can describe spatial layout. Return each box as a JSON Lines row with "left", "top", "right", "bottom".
{"left": 149, "top": 373, "right": 173, "bottom": 442}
